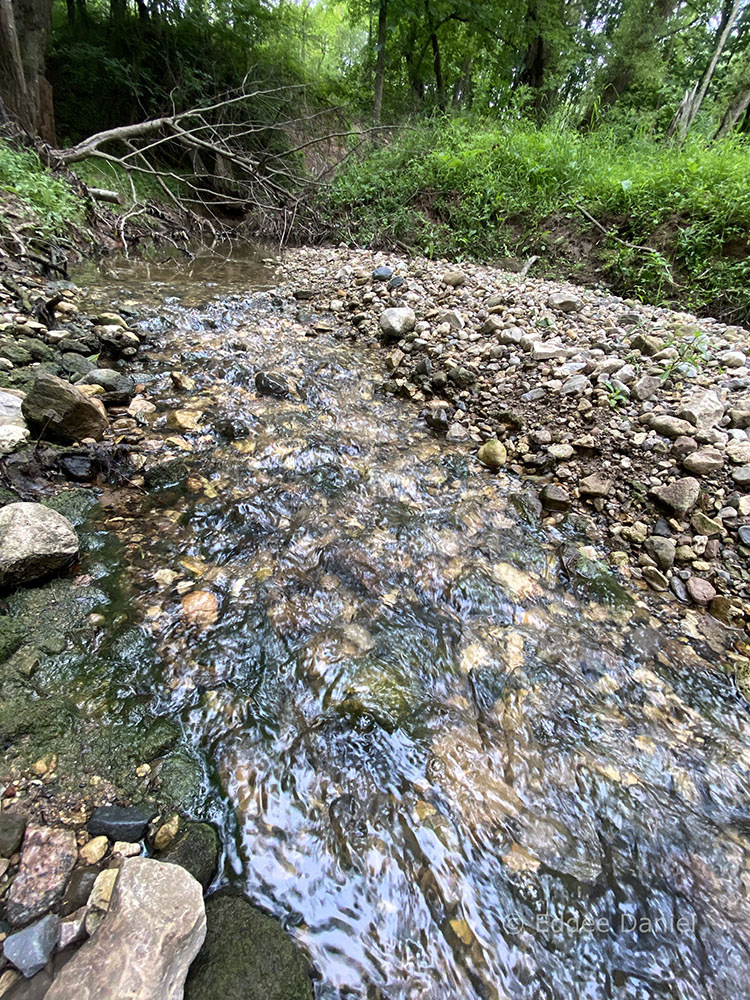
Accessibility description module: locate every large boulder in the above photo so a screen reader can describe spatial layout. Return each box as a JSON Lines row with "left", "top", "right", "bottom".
{"left": 21, "top": 374, "right": 108, "bottom": 443}
{"left": 0, "top": 391, "right": 30, "bottom": 456}
{"left": 184, "top": 894, "right": 313, "bottom": 1000}
{"left": 45, "top": 858, "right": 206, "bottom": 1000}
{"left": 0, "top": 504, "right": 79, "bottom": 588}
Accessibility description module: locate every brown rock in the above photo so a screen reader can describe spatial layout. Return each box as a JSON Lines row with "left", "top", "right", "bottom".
{"left": 686, "top": 576, "right": 717, "bottom": 606}
{"left": 21, "top": 374, "right": 108, "bottom": 443}
{"left": 181, "top": 591, "right": 219, "bottom": 626}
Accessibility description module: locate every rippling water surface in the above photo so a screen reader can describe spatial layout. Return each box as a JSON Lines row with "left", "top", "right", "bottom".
{"left": 73, "top": 248, "right": 750, "bottom": 1000}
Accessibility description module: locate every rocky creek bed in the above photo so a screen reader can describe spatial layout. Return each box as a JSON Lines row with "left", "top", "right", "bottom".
{"left": 0, "top": 246, "right": 748, "bottom": 998}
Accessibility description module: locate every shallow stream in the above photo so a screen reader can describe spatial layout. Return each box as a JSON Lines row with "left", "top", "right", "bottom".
{"left": 68, "top": 249, "right": 750, "bottom": 999}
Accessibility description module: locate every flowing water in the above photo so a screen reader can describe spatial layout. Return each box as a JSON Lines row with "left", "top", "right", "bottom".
{"left": 70, "top": 249, "right": 750, "bottom": 999}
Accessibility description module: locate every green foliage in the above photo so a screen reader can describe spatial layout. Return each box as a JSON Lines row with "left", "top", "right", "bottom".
{"left": 0, "top": 142, "right": 82, "bottom": 234}
{"left": 319, "top": 117, "right": 750, "bottom": 320}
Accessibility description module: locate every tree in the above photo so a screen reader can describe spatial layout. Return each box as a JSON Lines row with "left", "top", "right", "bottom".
{"left": 373, "top": 0, "right": 388, "bottom": 123}
{"left": 0, "top": 0, "right": 55, "bottom": 140}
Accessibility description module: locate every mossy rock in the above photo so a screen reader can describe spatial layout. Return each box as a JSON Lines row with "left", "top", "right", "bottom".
{"left": 156, "top": 749, "right": 203, "bottom": 808}
{"left": 185, "top": 894, "right": 314, "bottom": 1000}
{"left": 156, "top": 820, "right": 219, "bottom": 889}
{"left": 41, "top": 488, "right": 99, "bottom": 527}
{"left": 138, "top": 716, "right": 181, "bottom": 761}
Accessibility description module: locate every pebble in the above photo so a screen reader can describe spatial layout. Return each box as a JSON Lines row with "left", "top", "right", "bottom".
{"left": 79, "top": 835, "right": 109, "bottom": 865}
{"left": 88, "top": 805, "right": 153, "bottom": 843}
{"left": 686, "top": 576, "right": 717, "bottom": 606}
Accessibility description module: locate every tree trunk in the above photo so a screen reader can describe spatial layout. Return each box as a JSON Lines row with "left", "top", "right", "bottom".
{"left": 424, "top": 0, "right": 445, "bottom": 108}
{"left": 715, "top": 86, "right": 750, "bottom": 137}
{"left": 65, "top": 0, "right": 74, "bottom": 22}
{"left": 0, "top": 0, "right": 55, "bottom": 140}
{"left": 667, "top": 0, "right": 742, "bottom": 140}
{"left": 373, "top": 0, "right": 387, "bottom": 125}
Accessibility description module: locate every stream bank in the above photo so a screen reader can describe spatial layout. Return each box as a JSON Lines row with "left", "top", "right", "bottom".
{"left": 0, "top": 245, "right": 748, "bottom": 998}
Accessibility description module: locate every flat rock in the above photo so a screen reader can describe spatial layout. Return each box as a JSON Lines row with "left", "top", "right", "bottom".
{"left": 540, "top": 484, "right": 570, "bottom": 511}
{"left": 727, "top": 439, "right": 750, "bottom": 464}
{"left": 88, "top": 805, "right": 153, "bottom": 843}
{"left": 578, "top": 473, "right": 612, "bottom": 498}
{"left": 650, "top": 478, "right": 700, "bottom": 517}
{"left": 0, "top": 503, "right": 79, "bottom": 588}
{"left": 21, "top": 374, "right": 108, "bottom": 443}
{"left": 632, "top": 375, "right": 661, "bottom": 402}
{"left": 683, "top": 448, "right": 724, "bottom": 476}
{"left": 372, "top": 266, "right": 393, "bottom": 282}
{"left": 45, "top": 858, "right": 206, "bottom": 1000}
{"left": 78, "top": 369, "right": 135, "bottom": 406}
{"left": 184, "top": 894, "right": 313, "bottom": 1000}
{"left": 3, "top": 914, "right": 60, "bottom": 977}
{"left": 677, "top": 390, "right": 724, "bottom": 429}
{"left": 547, "top": 292, "right": 581, "bottom": 312}
{"left": 650, "top": 414, "right": 695, "bottom": 439}
{"left": 7, "top": 827, "right": 77, "bottom": 926}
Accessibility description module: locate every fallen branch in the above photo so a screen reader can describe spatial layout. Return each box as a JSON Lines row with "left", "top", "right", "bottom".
{"left": 87, "top": 187, "right": 124, "bottom": 205}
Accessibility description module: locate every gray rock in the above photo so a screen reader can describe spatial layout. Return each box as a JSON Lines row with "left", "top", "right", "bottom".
{"left": 642, "top": 566, "right": 669, "bottom": 591}
{"left": 547, "top": 292, "right": 581, "bottom": 312}
{"left": 0, "top": 812, "right": 26, "bottom": 857}
{"left": 424, "top": 402, "right": 450, "bottom": 433}
{"left": 729, "top": 403, "right": 750, "bottom": 429}
{"left": 720, "top": 350, "right": 746, "bottom": 368}
{"left": 670, "top": 576, "right": 689, "bottom": 603}
{"left": 88, "top": 805, "right": 153, "bottom": 843}
{"left": 683, "top": 448, "right": 724, "bottom": 476}
{"left": 95, "top": 326, "right": 140, "bottom": 357}
{"left": 531, "top": 340, "right": 568, "bottom": 361}
{"left": 3, "top": 914, "right": 60, "bottom": 977}
{"left": 7, "top": 827, "right": 77, "bottom": 926}
{"left": 0, "top": 503, "right": 79, "bottom": 588}
{"left": 372, "top": 266, "right": 393, "bottom": 282}
{"left": 45, "top": 858, "right": 205, "bottom": 1000}
{"left": 650, "top": 478, "right": 701, "bottom": 517}
{"left": 650, "top": 414, "right": 695, "bottom": 439}
{"left": 631, "top": 333, "right": 664, "bottom": 357}
{"left": 379, "top": 308, "right": 416, "bottom": 340}
{"left": 0, "top": 391, "right": 29, "bottom": 456}
{"left": 184, "top": 894, "right": 313, "bottom": 1000}
{"left": 677, "top": 390, "right": 724, "bottom": 429}
{"left": 739, "top": 525, "right": 750, "bottom": 545}
{"left": 644, "top": 536, "right": 676, "bottom": 570}
{"left": 632, "top": 375, "right": 661, "bottom": 402}
{"left": 733, "top": 465, "right": 750, "bottom": 487}
{"left": 78, "top": 369, "right": 135, "bottom": 406}
{"left": 559, "top": 374, "right": 589, "bottom": 395}
{"left": 21, "top": 374, "right": 108, "bottom": 443}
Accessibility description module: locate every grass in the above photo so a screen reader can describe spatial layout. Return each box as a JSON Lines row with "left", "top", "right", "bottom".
{"left": 318, "top": 117, "right": 750, "bottom": 322}
{"left": 0, "top": 140, "right": 82, "bottom": 235}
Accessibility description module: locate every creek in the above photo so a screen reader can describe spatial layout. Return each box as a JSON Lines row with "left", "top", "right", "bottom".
{"left": 63, "top": 248, "right": 750, "bottom": 1000}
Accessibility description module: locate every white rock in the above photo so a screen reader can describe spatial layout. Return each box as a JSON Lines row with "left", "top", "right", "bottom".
{"left": 0, "top": 390, "right": 29, "bottom": 456}
{"left": 0, "top": 503, "right": 79, "bottom": 587}
{"left": 379, "top": 308, "right": 416, "bottom": 340}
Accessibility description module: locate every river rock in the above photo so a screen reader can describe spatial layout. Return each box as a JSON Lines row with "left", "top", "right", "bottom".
{"left": 644, "top": 536, "right": 676, "bottom": 570}
{"left": 650, "top": 414, "right": 695, "bottom": 439}
{"left": 0, "top": 391, "right": 29, "bottom": 455}
{"left": 0, "top": 503, "right": 79, "bottom": 587}
{"left": 45, "top": 858, "right": 206, "bottom": 1000}
{"left": 650, "top": 478, "right": 700, "bottom": 517}
{"left": 727, "top": 439, "right": 750, "bottom": 464}
{"left": 578, "top": 472, "right": 612, "bottom": 498}
{"left": 683, "top": 448, "right": 724, "bottom": 475}
{"left": 95, "top": 326, "right": 140, "bottom": 356}
{"left": 686, "top": 576, "right": 716, "bottom": 606}
{"left": 3, "top": 914, "right": 60, "bottom": 977}
{"left": 255, "top": 372, "right": 290, "bottom": 397}
{"left": 442, "top": 270, "right": 466, "bottom": 288}
{"left": 181, "top": 590, "right": 219, "bottom": 626}
{"left": 155, "top": 821, "right": 220, "bottom": 890}
{"left": 547, "top": 292, "right": 581, "bottom": 312}
{"left": 379, "top": 308, "right": 416, "bottom": 340}
{"left": 729, "top": 403, "right": 750, "bottom": 429}
{"left": 88, "top": 805, "right": 153, "bottom": 843}
{"left": 184, "top": 894, "right": 313, "bottom": 1000}
{"left": 6, "top": 827, "right": 77, "bottom": 926}
{"left": 77, "top": 369, "right": 135, "bottom": 406}
{"left": 372, "top": 266, "right": 393, "bottom": 282}
{"left": 21, "top": 374, "right": 108, "bottom": 443}
{"left": 79, "top": 836, "right": 108, "bottom": 866}
{"left": 540, "top": 484, "right": 570, "bottom": 511}
{"left": 477, "top": 439, "right": 507, "bottom": 469}
{"left": 0, "top": 812, "right": 26, "bottom": 857}
{"left": 677, "top": 391, "right": 724, "bottom": 428}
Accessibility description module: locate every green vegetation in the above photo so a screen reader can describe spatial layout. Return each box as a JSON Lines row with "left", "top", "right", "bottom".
{"left": 0, "top": 141, "right": 81, "bottom": 235}
{"left": 319, "top": 118, "right": 750, "bottom": 320}
{"left": 0, "top": 0, "right": 748, "bottom": 318}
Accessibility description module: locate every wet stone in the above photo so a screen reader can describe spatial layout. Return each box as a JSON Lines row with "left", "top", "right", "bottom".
{"left": 88, "top": 805, "right": 153, "bottom": 843}
{"left": 254, "top": 372, "right": 290, "bottom": 397}
{"left": 155, "top": 821, "right": 220, "bottom": 890}
{"left": 6, "top": 827, "right": 76, "bottom": 926}
{"left": 62, "top": 866, "right": 100, "bottom": 915}
{"left": 541, "top": 484, "right": 570, "bottom": 511}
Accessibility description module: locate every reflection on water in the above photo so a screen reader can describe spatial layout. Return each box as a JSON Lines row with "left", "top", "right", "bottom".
{"left": 75, "top": 248, "right": 750, "bottom": 999}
